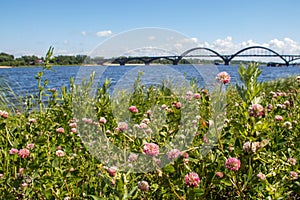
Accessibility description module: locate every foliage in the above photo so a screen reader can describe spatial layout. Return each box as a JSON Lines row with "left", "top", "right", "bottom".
{"left": 0, "top": 51, "right": 299, "bottom": 199}
{"left": 0, "top": 51, "right": 105, "bottom": 66}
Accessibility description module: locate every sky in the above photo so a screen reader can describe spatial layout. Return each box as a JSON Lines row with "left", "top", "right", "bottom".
{"left": 1, "top": 0, "right": 300, "bottom": 58}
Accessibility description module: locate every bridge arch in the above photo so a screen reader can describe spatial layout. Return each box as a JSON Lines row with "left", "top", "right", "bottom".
{"left": 229, "top": 46, "right": 289, "bottom": 65}
{"left": 287, "top": 57, "right": 300, "bottom": 63}
{"left": 180, "top": 47, "right": 225, "bottom": 63}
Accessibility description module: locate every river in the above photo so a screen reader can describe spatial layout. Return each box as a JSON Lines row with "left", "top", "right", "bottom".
{"left": 0, "top": 64, "right": 299, "bottom": 99}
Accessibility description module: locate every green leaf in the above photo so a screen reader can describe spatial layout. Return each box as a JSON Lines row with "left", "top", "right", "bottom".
{"left": 193, "top": 188, "right": 205, "bottom": 195}
{"left": 220, "top": 179, "right": 232, "bottom": 186}
{"left": 163, "top": 164, "right": 175, "bottom": 173}
{"left": 52, "top": 158, "right": 59, "bottom": 168}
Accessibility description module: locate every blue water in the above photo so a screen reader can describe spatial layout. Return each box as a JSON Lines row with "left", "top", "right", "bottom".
{"left": 0, "top": 64, "right": 299, "bottom": 99}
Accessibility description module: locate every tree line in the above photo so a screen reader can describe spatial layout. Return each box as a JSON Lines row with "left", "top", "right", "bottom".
{"left": 0, "top": 52, "right": 110, "bottom": 66}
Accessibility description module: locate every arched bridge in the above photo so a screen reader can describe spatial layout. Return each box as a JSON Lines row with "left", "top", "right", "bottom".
{"left": 113, "top": 46, "right": 300, "bottom": 66}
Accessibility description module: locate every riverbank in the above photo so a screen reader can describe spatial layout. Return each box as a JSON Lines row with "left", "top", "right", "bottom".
{"left": 0, "top": 66, "right": 12, "bottom": 68}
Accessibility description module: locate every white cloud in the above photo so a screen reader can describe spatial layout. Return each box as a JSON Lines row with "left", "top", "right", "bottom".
{"left": 264, "top": 38, "right": 300, "bottom": 54}
{"left": 197, "top": 36, "right": 300, "bottom": 55}
{"left": 96, "top": 30, "right": 113, "bottom": 37}
{"left": 81, "top": 31, "right": 87, "bottom": 36}
{"left": 190, "top": 37, "right": 198, "bottom": 43}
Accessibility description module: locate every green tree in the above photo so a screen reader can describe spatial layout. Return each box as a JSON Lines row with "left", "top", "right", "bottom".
{"left": 0, "top": 52, "right": 14, "bottom": 62}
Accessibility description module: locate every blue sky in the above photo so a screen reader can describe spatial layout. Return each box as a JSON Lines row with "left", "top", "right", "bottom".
{"left": 1, "top": 0, "right": 300, "bottom": 57}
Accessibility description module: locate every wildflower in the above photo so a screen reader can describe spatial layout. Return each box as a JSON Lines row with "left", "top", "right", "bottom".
{"left": 296, "top": 76, "right": 300, "bottom": 83}
{"left": 9, "top": 148, "right": 19, "bottom": 155}
{"left": 145, "top": 128, "right": 152, "bottom": 134}
{"left": 55, "top": 150, "right": 65, "bottom": 157}
{"left": 167, "top": 149, "right": 182, "bottom": 161}
{"left": 139, "top": 122, "right": 147, "bottom": 129}
{"left": 118, "top": 122, "right": 128, "bottom": 131}
{"left": 147, "top": 110, "right": 152, "bottom": 115}
{"left": 70, "top": 118, "right": 78, "bottom": 123}
{"left": 161, "top": 104, "right": 167, "bottom": 110}
{"left": 243, "top": 142, "right": 251, "bottom": 153}
{"left": 0, "top": 174, "right": 3, "bottom": 178}
{"left": 129, "top": 106, "right": 138, "bottom": 113}
{"left": 184, "top": 172, "right": 200, "bottom": 188}
{"left": 50, "top": 88, "right": 56, "bottom": 92}
{"left": 290, "top": 171, "right": 298, "bottom": 180}
{"left": 216, "top": 172, "right": 223, "bottom": 178}
{"left": 283, "top": 121, "right": 292, "bottom": 129}
{"left": 143, "top": 143, "right": 159, "bottom": 157}
{"left": 186, "top": 91, "right": 194, "bottom": 100}
{"left": 138, "top": 180, "right": 149, "bottom": 191}
{"left": 175, "top": 102, "right": 182, "bottom": 109}
{"left": 26, "top": 143, "right": 35, "bottom": 149}
{"left": 0, "top": 110, "right": 8, "bottom": 119}
{"left": 172, "top": 101, "right": 182, "bottom": 109}
{"left": 142, "top": 118, "right": 150, "bottom": 124}
{"left": 251, "top": 142, "right": 261, "bottom": 153}
{"left": 28, "top": 118, "right": 37, "bottom": 123}
{"left": 248, "top": 104, "right": 264, "bottom": 117}
{"left": 19, "top": 168, "right": 25, "bottom": 174}
{"left": 275, "top": 115, "right": 283, "bottom": 121}
{"left": 56, "top": 127, "right": 65, "bottom": 133}
{"left": 107, "top": 166, "right": 117, "bottom": 177}
{"left": 216, "top": 71, "right": 230, "bottom": 84}
{"left": 284, "top": 100, "right": 290, "bottom": 106}
{"left": 182, "top": 152, "right": 189, "bottom": 164}
{"left": 18, "top": 148, "right": 30, "bottom": 159}
{"left": 183, "top": 152, "right": 189, "bottom": 159}
{"left": 276, "top": 104, "right": 286, "bottom": 109}
{"left": 69, "top": 122, "right": 77, "bottom": 128}
{"left": 128, "top": 153, "right": 138, "bottom": 162}
{"left": 288, "top": 158, "right": 296, "bottom": 166}
{"left": 267, "top": 104, "right": 273, "bottom": 111}
{"left": 21, "top": 182, "right": 28, "bottom": 187}
{"left": 99, "top": 117, "right": 106, "bottom": 124}
{"left": 257, "top": 172, "right": 266, "bottom": 181}
{"left": 194, "top": 93, "right": 201, "bottom": 99}
{"left": 71, "top": 128, "right": 77, "bottom": 133}
{"left": 225, "top": 157, "right": 241, "bottom": 171}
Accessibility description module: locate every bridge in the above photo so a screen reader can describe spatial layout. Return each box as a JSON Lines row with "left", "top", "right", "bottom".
{"left": 112, "top": 46, "right": 300, "bottom": 66}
